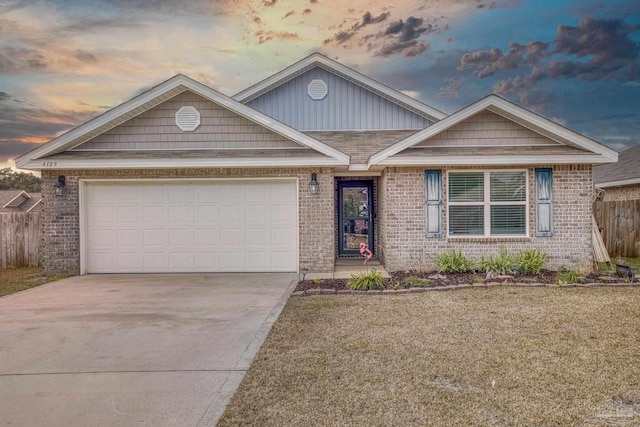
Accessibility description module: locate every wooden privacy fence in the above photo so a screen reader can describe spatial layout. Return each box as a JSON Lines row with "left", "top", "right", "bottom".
{"left": 0, "top": 212, "right": 42, "bottom": 268}
{"left": 594, "top": 199, "right": 640, "bottom": 258}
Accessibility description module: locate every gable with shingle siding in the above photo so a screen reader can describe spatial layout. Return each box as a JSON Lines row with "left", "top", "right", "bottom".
{"left": 415, "top": 111, "right": 564, "bottom": 148}
{"left": 73, "top": 91, "right": 305, "bottom": 151}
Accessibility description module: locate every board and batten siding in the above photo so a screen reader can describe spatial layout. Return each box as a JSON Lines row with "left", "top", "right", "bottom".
{"left": 247, "top": 68, "right": 431, "bottom": 131}
{"left": 415, "top": 111, "right": 565, "bottom": 147}
{"left": 73, "top": 91, "right": 304, "bottom": 151}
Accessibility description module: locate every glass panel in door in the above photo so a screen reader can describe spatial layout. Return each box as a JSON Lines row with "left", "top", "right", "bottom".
{"left": 339, "top": 182, "right": 373, "bottom": 255}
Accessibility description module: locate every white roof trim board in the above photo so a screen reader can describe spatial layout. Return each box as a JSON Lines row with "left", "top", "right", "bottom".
{"left": 3, "top": 191, "right": 30, "bottom": 208}
{"left": 25, "top": 198, "right": 42, "bottom": 213}
{"left": 19, "top": 157, "right": 345, "bottom": 170}
{"left": 368, "top": 95, "right": 618, "bottom": 167}
{"left": 596, "top": 177, "right": 640, "bottom": 188}
{"left": 15, "top": 74, "right": 350, "bottom": 170}
{"left": 233, "top": 52, "right": 446, "bottom": 122}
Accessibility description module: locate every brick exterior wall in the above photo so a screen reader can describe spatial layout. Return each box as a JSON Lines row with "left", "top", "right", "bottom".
{"left": 42, "top": 164, "right": 595, "bottom": 276}
{"left": 378, "top": 165, "right": 594, "bottom": 273}
{"left": 41, "top": 168, "right": 335, "bottom": 276}
{"left": 601, "top": 184, "right": 640, "bottom": 202}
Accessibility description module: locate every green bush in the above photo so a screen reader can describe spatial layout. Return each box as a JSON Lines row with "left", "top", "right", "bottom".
{"left": 348, "top": 271, "right": 385, "bottom": 290}
{"left": 480, "top": 248, "right": 515, "bottom": 275}
{"left": 435, "top": 250, "right": 474, "bottom": 273}
{"left": 517, "top": 249, "right": 547, "bottom": 275}
{"left": 404, "top": 276, "right": 433, "bottom": 287}
{"left": 554, "top": 270, "right": 585, "bottom": 285}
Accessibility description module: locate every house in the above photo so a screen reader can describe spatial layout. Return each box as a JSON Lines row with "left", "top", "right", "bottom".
{"left": 593, "top": 144, "right": 640, "bottom": 257}
{"left": 0, "top": 190, "right": 42, "bottom": 213}
{"left": 15, "top": 53, "right": 617, "bottom": 276}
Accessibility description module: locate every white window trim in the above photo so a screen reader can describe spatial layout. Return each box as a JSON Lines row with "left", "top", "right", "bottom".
{"left": 446, "top": 169, "right": 529, "bottom": 238}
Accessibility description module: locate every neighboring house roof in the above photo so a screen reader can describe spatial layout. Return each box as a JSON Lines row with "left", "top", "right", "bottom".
{"left": 233, "top": 52, "right": 447, "bottom": 122}
{"left": 0, "top": 190, "right": 42, "bottom": 213}
{"left": 369, "top": 95, "right": 617, "bottom": 168}
{"left": 593, "top": 144, "right": 640, "bottom": 187}
{"left": 15, "top": 74, "right": 350, "bottom": 170}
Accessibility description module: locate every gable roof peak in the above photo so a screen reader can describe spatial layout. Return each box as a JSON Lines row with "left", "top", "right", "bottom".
{"left": 233, "top": 53, "right": 446, "bottom": 122}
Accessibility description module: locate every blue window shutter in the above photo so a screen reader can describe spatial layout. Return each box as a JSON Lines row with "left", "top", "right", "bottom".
{"left": 535, "top": 168, "right": 553, "bottom": 237}
{"left": 425, "top": 170, "right": 442, "bottom": 237}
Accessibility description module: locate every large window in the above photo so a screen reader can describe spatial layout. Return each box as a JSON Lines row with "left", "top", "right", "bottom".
{"left": 447, "top": 170, "right": 527, "bottom": 237}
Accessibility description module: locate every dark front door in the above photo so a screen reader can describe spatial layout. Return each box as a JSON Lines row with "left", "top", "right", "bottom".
{"left": 338, "top": 181, "right": 373, "bottom": 256}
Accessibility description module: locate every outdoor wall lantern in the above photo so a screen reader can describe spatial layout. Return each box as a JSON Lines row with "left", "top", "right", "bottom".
{"left": 309, "top": 172, "right": 319, "bottom": 195}
{"left": 54, "top": 175, "right": 66, "bottom": 197}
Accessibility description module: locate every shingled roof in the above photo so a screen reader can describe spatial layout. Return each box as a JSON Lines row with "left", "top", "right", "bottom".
{"left": 593, "top": 144, "right": 640, "bottom": 187}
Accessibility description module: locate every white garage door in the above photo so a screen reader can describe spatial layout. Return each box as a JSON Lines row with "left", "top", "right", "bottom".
{"left": 83, "top": 180, "right": 298, "bottom": 273}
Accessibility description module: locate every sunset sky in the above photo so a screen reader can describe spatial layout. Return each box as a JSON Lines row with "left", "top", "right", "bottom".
{"left": 1, "top": 0, "right": 639, "bottom": 169}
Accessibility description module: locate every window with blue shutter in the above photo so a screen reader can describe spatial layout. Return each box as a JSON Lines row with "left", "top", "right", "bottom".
{"left": 425, "top": 170, "right": 442, "bottom": 237}
{"left": 535, "top": 168, "right": 553, "bottom": 237}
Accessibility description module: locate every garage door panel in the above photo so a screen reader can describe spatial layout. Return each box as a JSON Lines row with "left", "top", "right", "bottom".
{"left": 117, "top": 206, "right": 141, "bottom": 224}
{"left": 194, "top": 228, "right": 217, "bottom": 247}
{"left": 143, "top": 229, "right": 165, "bottom": 247}
{"left": 117, "top": 229, "right": 140, "bottom": 247}
{"left": 168, "top": 205, "right": 193, "bottom": 223}
{"left": 118, "top": 186, "right": 141, "bottom": 201}
{"left": 219, "top": 205, "right": 242, "bottom": 224}
{"left": 118, "top": 253, "right": 141, "bottom": 270}
{"left": 219, "top": 251, "right": 243, "bottom": 270}
{"left": 194, "top": 252, "right": 217, "bottom": 270}
{"left": 88, "top": 252, "right": 116, "bottom": 271}
{"left": 271, "top": 228, "right": 296, "bottom": 245}
{"left": 245, "top": 228, "right": 268, "bottom": 246}
{"left": 169, "top": 252, "right": 193, "bottom": 270}
{"left": 270, "top": 204, "right": 295, "bottom": 223}
{"left": 168, "top": 229, "right": 193, "bottom": 247}
{"left": 143, "top": 253, "right": 166, "bottom": 270}
{"left": 245, "top": 205, "right": 267, "bottom": 223}
{"left": 219, "top": 228, "right": 242, "bottom": 246}
{"left": 85, "top": 181, "right": 297, "bottom": 273}
{"left": 88, "top": 206, "right": 116, "bottom": 225}
{"left": 142, "top": 206, "right": 165, "bottom": 224}
{"left": 141, "top": 185, "right": 165, "bottom": 202}
{"left": 194, "top": 205, "right": 218, "bottom": 223}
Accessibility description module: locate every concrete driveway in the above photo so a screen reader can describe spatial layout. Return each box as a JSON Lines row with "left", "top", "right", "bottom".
{"left": 0, "top": 273, "right": 296, "bottom": 427}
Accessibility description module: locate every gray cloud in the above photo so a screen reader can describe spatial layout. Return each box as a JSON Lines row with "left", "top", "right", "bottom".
{"left": 324, "top": 11, "right": 390, "bottom": 46}
{"left": 459, "top": 41, "right": 550, "bottom": 77}
{"left": 455, "top": 18, "right": 640, "bottom": 107}
{"left": 554, "top": 18, "right": 639, "bottom": 63}
{"left": 0, "top": 141, "right": 40, "bottom": 163}
{"left": 73, "top": 49, "right": 98, "bottom": 63}
{"left": 372, "top": 16, "right": 436, "bottom": 57}
{"left": 0, "top": 103, "right": 94, "bottom": 146}
{"left": 255, "top": 30, "right": 301, "bottom": 44}
{"left": 0, "top": 47, "right": 48, "bottom": 74}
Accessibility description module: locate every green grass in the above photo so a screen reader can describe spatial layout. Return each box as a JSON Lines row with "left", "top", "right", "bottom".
{"left": 0, "top": 267, "right": 70, "bottom": 297}
{"left": 219, "top": 288, "right": 640, "bottom": 426}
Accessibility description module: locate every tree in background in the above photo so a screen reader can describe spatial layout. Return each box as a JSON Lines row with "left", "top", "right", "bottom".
{"left": 0, "top": 168, "right": 41, "bottom": 192}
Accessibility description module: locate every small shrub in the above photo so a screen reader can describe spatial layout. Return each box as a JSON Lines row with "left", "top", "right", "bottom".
{"left": 404, "top": 276, "right": 433, "bottom": 287}
{"left": 554, "top": 270, "right": 585, "bottom": 285}
{"left": 435, "top": 250, "right": 474, "bottom": 273}
{"left": 517, "top": 249, "right": 547, "bottom": 275}
{"left": 480, "top": 248, "right": 515, "bottom": 275}
{"left": 348, "top": 271, "right": 384, "bottom": 290}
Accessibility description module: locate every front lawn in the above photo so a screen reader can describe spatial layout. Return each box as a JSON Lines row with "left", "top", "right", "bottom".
{"left": 219, "top": 288, "right": 640, "bottom": 426}
{"left": 0, "top": 267, "right": 70, "bottom": 297}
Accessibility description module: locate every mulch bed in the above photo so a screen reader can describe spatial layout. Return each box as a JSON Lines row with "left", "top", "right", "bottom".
{"left": 295, "top": 269, "right": 629, "bottom": 292}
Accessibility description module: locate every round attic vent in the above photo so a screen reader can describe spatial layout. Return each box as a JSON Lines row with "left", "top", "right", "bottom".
{"left": 307, "top": 79, "right": 328, "bottom": 100}
{"left": 175, "top": 106, "right": 201, "bottom": 131}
